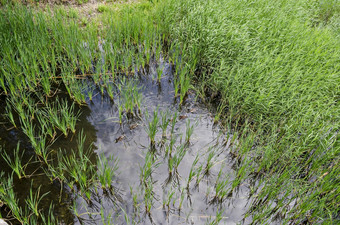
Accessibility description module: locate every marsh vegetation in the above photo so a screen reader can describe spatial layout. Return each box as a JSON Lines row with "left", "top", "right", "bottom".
{"left": 0, "top": 0, "right": 339, "bottom": 224}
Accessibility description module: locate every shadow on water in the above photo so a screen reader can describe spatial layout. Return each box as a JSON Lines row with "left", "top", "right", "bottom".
{"left": 0, "top": 57, "right": 253, "bottom": 224}
{"left": 0, "top": 94, "right": 98, "bottom": 225}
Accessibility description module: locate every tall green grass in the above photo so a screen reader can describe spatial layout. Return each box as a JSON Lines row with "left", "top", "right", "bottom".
{"left": 155, "top": 0, "right": 339, "bottom": 223}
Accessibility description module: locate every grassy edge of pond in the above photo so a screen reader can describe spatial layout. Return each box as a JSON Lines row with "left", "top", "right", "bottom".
{"left": 0, "top": 0, "right": 339, "bottom": 224}
{"left": 154, "top": 0, "right": 339, "bottom": 224}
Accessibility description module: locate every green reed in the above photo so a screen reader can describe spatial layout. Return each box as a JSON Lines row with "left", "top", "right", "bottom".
{"left": 130, "top": 186, "right": 140, "bottom": 216}
{"left": 1, "top": 144, "right": 30, "bottom": 179}
{"left": 5, "top": 103, "right": 16, "bottom": 128}
{"left": 25, "top": 185, "right": 49, "bottom": 217}
{"left": 118, "top": 103, "right": 124, "bottom": 125}
{"left": 156, "top": 66, "right": 163, "bottom": 82}
{"left": 144, "top": 179, "right": 154, "bottom": 215}
{"left": 164, "top": 187, "right": 175, "bottom": 213}
{"left": 172, "top": 143, "right": 187, "bottom": 173}
{"left": 206, "top": 209, "right": 223, "bottom": 225}
{"left": 179, "top": 68, "right": 191, "bottom": 104}
{"left": 0, "top": 174, "right": 25, "bottom": 224}
{"left": 165, "top": 134, "right": 177, "bottom": 157}
{"left": 97, "top": 154, "right": 119, "bottom": 190}
{"left": 140, "top": 151, "right": 159, "bottom": 186}
{"left": 170, "top": 111, "right": 178, "bottom": 139}
{"left": 0, "top": 174, "right": 55, "bottom": 224}
{"left": 204, "top": 148, "right": 217, "bottom": 176}
{"left": 186, "top": 155, "right": 199, "bottom": 190}
{"left": 185, "top": 119, "right": 194, "bottom": 145}
{"left": 117, "top": 77, "right": 142, "bottom": 118}
{"left": 144, "top": 109, "right": 159, "bottom": 146}
{"left": 178, "top": 187, "right": 186, "bottom": 211}
{"left": 211, "top": 166, "right": 230, "bottom": 204}
{"left": 160, "top": 110, "right": 170, "bottom": 138}
{"left": 40, "top": 204, "right": 58, "bottom": 225}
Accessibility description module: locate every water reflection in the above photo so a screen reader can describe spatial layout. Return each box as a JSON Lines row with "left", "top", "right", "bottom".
{"left": 0, "top": 59, "right": 253, "bottom": 224}
{"left": 80, "top": 60, "right": 252, "bottom": 224}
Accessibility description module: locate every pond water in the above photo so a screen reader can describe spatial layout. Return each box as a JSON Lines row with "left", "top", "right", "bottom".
{"left": 0, "top": 58, "right": 252, "bottom": 224}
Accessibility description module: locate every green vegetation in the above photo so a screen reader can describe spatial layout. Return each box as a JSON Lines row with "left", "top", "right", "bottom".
{"left": 0, "top": 0, "right": 339, "bottom": 224}
{"left": 155, "top": 0, "right": 339, "bottom": 223}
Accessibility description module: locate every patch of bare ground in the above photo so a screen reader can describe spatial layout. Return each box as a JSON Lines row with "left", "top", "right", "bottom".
{"left": 5, "top": 0, "right": 140, "bottom": 20}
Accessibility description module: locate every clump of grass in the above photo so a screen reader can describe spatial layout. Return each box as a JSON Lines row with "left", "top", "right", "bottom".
{"left": 0, "top": 173, "right": 57, "bottom": 224}
{"left": 156, "top": 66, "right": 163, "bottom": 82}
{"left": 117, "top": 77, "right": 142, "bottom": 118}
{"left": 143, "top": 179, "right": 154, "bottom": 216}
{"left": 163, "top": 187, "right": 175, "bottom": 215}
{"left": 210, "top": 166, "right": 230, "bottom": 204}
{"left": 204, "top": 148, "right": 217, "bottom": 176}
{"left": 97, "top": 4, "right": 109, "bottom": 13}
{"left": 63, "top": 132, "right": 96, "bottom": 199}
{"left": 144, "top": 109, "right": 159, "bottom": 147}
{"left": 43, "top": 98, "right": 80, "bottom": 136}
{"left": 140, "top": 151, "right": 159, "bottom": 186}
{"left": 130, "top": 186, "right": 140, "bottom": 216}
{"left": 179, "top": 68, "right": 191, "bottom": 104}
{"left": 186, "top": 154, "right": 199, "bottom": 191}
{"left": 139, "top": 152, "right": 159, "bottom": 216}
{"left": 165, "top": 133, "right": 176, "bottom": 157}
{"left": 0, "top": 174, "right": 22, "bottom": 222}
{"left": 166, "top": 142, "right": 187, "bottom": 185}
{"left": 184, "top": 119, "right": 194, "bottom": 145}
{"left": 97, "top": 154, "right": 119, "bottom": 190}
{"left": 106, "top": 82, "right": 115, "bottom": 101}
{"left": 160, "top": 110, "right": 170, "bottom": 139}
{"left": 169, "top": 111, "right": 178, "bottom": 138}
{"left": 41, "top": 131, "right": 98, "bottom": 204}
{"left": 118, "top": 103, "right": 124, "bottom": 126}
{"left": 1, "top": 144, "right": 31, "bottom": 179}
{"left": 206, "top": 209, "right": 223, "bottom": 225}
{"left": 172, "top": 143, "right": 186, "bottom": 173}
{"left": 25, "top": 184, "right": 49, "bottom": 217}
{"left": 5, "top": 102, "right": 16, "bottom": 128}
